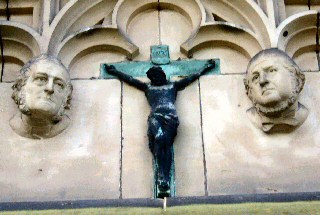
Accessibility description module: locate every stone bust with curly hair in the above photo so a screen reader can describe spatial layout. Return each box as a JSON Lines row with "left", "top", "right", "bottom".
{"left": 244, "top": 48, "right": 308, "bottom": 133}
{"left": 10, "top": 54, "right": 73, "bottom": 139}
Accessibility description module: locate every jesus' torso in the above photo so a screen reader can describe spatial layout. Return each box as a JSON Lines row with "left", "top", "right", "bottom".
{"left": 145, "top": 83, "right": 178, "bottom": 116}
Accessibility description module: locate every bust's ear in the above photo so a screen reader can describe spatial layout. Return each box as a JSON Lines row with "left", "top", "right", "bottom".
{"left": 11, "top": 76, "right": 25, "bottom": 105}
{"left": 295, "top": 68, "right": 305, "bottom": 94}
{"left": 64, "top": 83, "right": 73, "bottom": 110}
{"left": 243, "top": 78, "right": 249, "bottom": 95}
{"left": 12, "top": 76, "right": 24, "bottom": 91}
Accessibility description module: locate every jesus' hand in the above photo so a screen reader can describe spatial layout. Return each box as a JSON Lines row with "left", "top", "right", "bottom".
{"left": 105, "top": 65, "right": 117, "bottom": 75}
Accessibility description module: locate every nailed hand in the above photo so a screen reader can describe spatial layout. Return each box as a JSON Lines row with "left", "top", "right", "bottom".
{"left": 105, "top": 65, "right": 116, "bottom": 74}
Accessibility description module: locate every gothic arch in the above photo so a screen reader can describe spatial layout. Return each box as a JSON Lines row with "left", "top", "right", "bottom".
{"left": 277, "top": 10, "right": 317, "bottom": 57}
{"left": 200, "top": 0, "right": 275, "bottom": 48}
{"left": 57, "top": 26, "right": 138, "bottom": 64}
{"left": 48, "top": 0, "right": 117, "bottom": 54}
{"left": 113, "top": 0, "right": 205, "bottom": 44}
{"left": 0, "top": 21, "right": 41, "bottom": 55}
{"left": 0, "top": 21, "right": 41, "bottom": 81}
{"left": 181, "top": 23, "right": 262, "bottom": 59}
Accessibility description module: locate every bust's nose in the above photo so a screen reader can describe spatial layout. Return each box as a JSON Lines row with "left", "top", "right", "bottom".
{"left": 259, "top": 72, "right": 269, "bottom": 87}
{"left": 45, "top": 79, "right": 54, "bottom": 94}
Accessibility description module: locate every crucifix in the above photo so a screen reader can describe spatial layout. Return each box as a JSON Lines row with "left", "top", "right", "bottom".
{"left": 100, "top": 45, "right": 220, "bottom": 198}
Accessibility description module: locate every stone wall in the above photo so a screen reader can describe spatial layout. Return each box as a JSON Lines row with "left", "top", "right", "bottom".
{"left": 0, "top": 0, "right": 320, "bottom": 202}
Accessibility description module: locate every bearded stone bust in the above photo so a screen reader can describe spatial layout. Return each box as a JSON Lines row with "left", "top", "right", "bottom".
{"left": 10, "top": 54, "right": 73, "bottom": 139}
{"left": 244, "top": 48, "right": 308, "bottom": 133}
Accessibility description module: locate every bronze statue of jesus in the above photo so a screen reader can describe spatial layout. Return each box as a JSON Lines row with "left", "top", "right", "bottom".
{"left": 105, "top": 60, "right": 214, "bottom": 197}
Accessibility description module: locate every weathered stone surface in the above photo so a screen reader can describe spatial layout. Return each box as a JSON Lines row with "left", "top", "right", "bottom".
{"left": 201, "top": 73, "right": 320, "bottom": 195}
{"left": 0, "top": 80, "right": 121, "bottom": 202}
{"left": 127, "top": 9, "right": 159, "bottom": 61}
{"left": 121, "top": 79, "right": 153, "bottom": 198}
{"left": 2, "top": 0, "right": 320, "bottom": 203}
{"left": 174, "top": 78, "right": 205, "bottom": 197}
{"left": 294, "top": 52, "right": 319, "bottom": 71}
{"left": 69, "top": 51, "right": 127, "bottom": 79}
{"left": 193, "top": 46, "right": 249, "bottom": 74}
{"left": 159, "top": 9, "right": 192, "bottom": 60}
{"left": 2, "top": 62, "right": 21, "bottom": 82}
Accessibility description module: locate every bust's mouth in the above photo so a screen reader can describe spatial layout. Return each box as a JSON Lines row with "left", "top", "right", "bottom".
{"left": 39, "top": 94, "right": 54, "bottom": 101}
{"left": 262, "top": 88, "right": 275, "bottom": 95}
{"left": 38, "top": 97, "right": 55, "bottom": 104}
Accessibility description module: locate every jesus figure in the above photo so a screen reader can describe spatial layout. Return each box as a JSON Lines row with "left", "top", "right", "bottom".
{"left": 105, "top": 60, "right": 214, "bottom": 197}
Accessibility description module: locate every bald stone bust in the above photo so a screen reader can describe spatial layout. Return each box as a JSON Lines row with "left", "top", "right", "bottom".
{"left": 10, "top": 54, "right": 73, "bottom": 139}
{"left": 244, "top": 48, "right": 308, "bottom": 133}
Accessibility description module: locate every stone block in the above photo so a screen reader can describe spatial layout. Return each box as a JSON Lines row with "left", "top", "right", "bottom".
{"left": 0, "top": 80, "right": 121, "bottom": 202}
{"left": 201, "top": 73, "right": 320, "bottom": 195}
{"left": 193, "top": 46, "right": 249, "bottom": 74}
{"left": 121, "top": 80, "right": 153, "bottom": 198}
{"left": 174, "top": 78, "right": 205, "bottom": 197}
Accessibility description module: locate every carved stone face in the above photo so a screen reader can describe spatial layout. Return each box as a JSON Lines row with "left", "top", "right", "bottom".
{"left": 247, "top": 58, "right": 296, "bottom": 108}
{"left": 244, "top": 49, "right": 308, "bottom": 133}
{"left": 23, "top": 60, "right": 70, "bottom": 118}
{"left": 11, "top": 54, "right": 72, "bottom": 139}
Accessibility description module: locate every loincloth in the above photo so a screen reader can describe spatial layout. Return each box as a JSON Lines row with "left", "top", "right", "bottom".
{"left": 147, "top": 110, "right": 180, "bottom": 152}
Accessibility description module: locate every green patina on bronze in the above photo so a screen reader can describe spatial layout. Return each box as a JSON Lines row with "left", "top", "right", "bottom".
{"left": 100, "top": 59, "right": 220, "bottom": 79}
{"left": 153, "top": 151, "right": 176, "bottom": 199}
{"left": 100, "top": 46, "right": 220, "bottom": 79}
{"left": 151, "top": 45, "right": 170, "bottom": 65}
{"left": 100, "top": 45, "right": 220, "bottom": 199}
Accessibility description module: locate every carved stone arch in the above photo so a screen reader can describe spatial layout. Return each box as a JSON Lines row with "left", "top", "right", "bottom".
{"left": 181, "top": 23, "right": 262, "bottom": 74}
{"left": 277, "top": 10, "right": 317, "bottom": 51}
{"left": 181, "top": 23, "right": 262, "bottom": 58}
{"left": 113, "top": 0, "right": 205, "bottom": 43}
{"left": 0, "top": 0, "right": 44, "bottom": 32}
{"left": 200, "top": 0, "right": 275, "bottom": 48}
{"left": 276, "top": 10, "right": 318, "bottom": 70}
{"left": 57, "top": 26, "right": 138, "bottom": 78}
{"left": 0, "top": 21, "right": 42, "bottom": 54}
{"left": 0, "top": 51, "right": 26, "bottom": 81}
{"left": 64, "top": 0, "right": 118, "bottom": 35}
{"left": 48, "top": 0, "right": 108, "bottom": 54}
{"left": 112, "top": 0, "right": 157, "bottom": 38}
{"left": 67, "top": 45, "right": 130, "bottom": 68}
{"left": 0, "top": 21, "right": 42, "bottom": 81}
{"left": 1, "top": 40, "right": 33, "bottom": 64}
{"left": 158, "top": 0, "right": 206, "bottom": 41}
{"left": 51, "top": 0, "right": 71, "bottom": 17}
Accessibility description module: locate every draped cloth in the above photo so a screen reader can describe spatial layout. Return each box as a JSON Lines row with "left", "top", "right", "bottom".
{"left": 147, "top": 108, "right": 179, "bottom": 182}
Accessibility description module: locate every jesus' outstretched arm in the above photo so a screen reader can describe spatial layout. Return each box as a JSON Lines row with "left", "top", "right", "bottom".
{"left": 104, "top": 64, "right": 148, "bottom": 91}
{"left": 174, "top": 59, "right": 215, "bottom": 91}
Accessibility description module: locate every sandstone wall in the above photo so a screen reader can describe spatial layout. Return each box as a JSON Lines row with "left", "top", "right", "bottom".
{"left": 0, "top": 0, "right": 319, "bottom": 202}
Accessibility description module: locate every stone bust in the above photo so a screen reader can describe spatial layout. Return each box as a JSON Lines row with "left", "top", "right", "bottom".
{"left": 10, "top": 54, "right": 73, "bottom": 139}
{"left": 244, "top": 48, "right": 308, "bottom": 133}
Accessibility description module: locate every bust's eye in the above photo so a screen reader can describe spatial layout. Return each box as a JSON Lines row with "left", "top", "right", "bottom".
{"left": 55, "top": 80, "right": 65, "bottom": 89}
{"left": 269, "top": 68, "right": 277, "bottom": 73}
{"left": 35, "top": 76, "right": 47, "bottom": 82}
{"left": 252, "top": 74, "right": 259, "bottom": 82}
{"left": 56, "top": 82, "right": 64, "bottom": 89}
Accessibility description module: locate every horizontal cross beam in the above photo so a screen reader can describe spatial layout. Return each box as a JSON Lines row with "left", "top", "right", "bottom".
{"left": 100, "top": 59, "right": 220, "bottom": 80}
